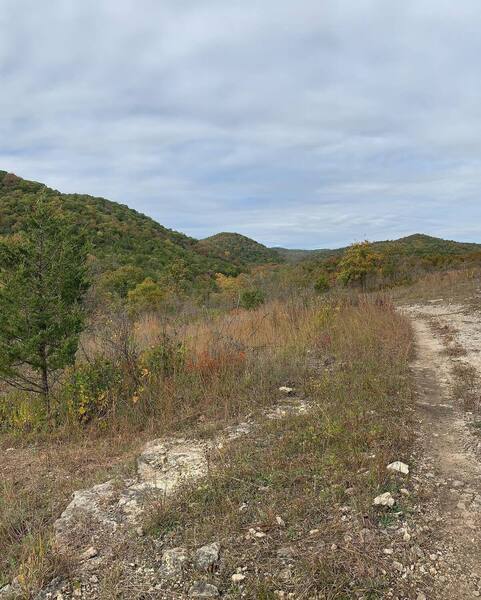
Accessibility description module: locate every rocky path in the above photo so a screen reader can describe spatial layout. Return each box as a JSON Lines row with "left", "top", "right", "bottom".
{"left": 408, "top": 303, "right": 481, "bottom": 599}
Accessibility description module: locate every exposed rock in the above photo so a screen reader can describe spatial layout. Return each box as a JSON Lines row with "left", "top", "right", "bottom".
{"left": 37, "top": 394, "right": 312, "bottom": 596}
{"left": 160, "top": 547, "right": 189, "bottom": 576}
{"left": 0, "top": 584, "right": 16, "bottom": 599}
{"left": 373, "top": 491, "right": 395, "bottom": 507}
{"left": 275, "top": 515, "right": 286, "bottom": 527}
{"left": 387, "top": 461, "right": 410, "bottom": 475}
{"left": 392, "top": 560, "right": 404, "bottom": 572}
{"left": 231, "top": 573, "right": 246, "bottom": 583}
{"left": 188, "top": 581, "right": 220, "bottom": 598}
{"left": 79, "top": 546, "right": 98, "bottom": 561}
{"left": 194, "top": 542, "right": 220, "bottom": 570}
{"left": 137, "top": 438, "right": 209, "bottom": 491}
{"left": 278, "top": 386, "right": 294, "bottom": 395}
{"left": 54, "top": 480, "right": 119, "bottom": 551}
{"left": 276, "top": 546, "right": 296, "bottom": 560}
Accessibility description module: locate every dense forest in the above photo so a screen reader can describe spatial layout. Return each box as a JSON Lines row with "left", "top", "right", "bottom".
{"left": 0, "top": 171, "right": 239, "bottom": 290}
{"left": 195, "top": 232, "right": 282, "bottom": 266}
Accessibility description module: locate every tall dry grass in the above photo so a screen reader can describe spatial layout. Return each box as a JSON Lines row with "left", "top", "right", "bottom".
{"left": 144, "top": 295, "right": 416, "bottom": 599}
{"left": 392, "top": 267, "right": 481, "bottom": 303}
{"left": 77, "top": 296, "right": 326, "bottom": 434}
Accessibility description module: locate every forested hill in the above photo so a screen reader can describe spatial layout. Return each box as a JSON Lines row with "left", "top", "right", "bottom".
{"left": 195, "top": 232, "right": 282, "bottom": 266}
{"left": 0, "top": 171, "right": 240, "bottom": 280}
{"left": 277, "top": 234, "right": 481, "bottom": 264}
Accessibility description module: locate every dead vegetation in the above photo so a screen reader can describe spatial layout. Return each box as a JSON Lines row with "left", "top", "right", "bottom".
{"left": 392, "top": 267, "right": 481, "bottom": 304}
{"left": 136, "top": 298, "right": 415, "bottom": 599}
{"left": 1, "top": 294, "right": 418, "bottom": 598}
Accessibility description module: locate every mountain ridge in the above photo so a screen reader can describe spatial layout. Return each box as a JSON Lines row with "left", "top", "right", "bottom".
{"left": 1, "top": 171, "right": 480, "bottom": 275}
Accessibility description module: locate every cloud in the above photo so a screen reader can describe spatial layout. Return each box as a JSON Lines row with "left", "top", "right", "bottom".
{"left": 1, "top": 0, "right": 481, "bottom": 248}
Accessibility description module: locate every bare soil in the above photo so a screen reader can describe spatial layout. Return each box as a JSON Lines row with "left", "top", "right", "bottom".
{"left": 407, "top": 302, "right": 481, "bottom": 599}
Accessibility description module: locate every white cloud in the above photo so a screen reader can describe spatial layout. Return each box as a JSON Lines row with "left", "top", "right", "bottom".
{"left": 1, "top": 0, "right": 481, "bottom": 247}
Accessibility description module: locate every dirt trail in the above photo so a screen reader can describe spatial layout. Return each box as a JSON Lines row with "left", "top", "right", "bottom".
{"left": 409, "top": 307, "right": 481, "bottom": 599}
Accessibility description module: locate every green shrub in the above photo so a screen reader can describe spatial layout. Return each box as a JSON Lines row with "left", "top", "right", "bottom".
{"left": 140, "top": 335, "right": 186, "bottom": 379}
{"left": 314, "top": 273, "right": 330, "bottom": 294}
{"left": 239, "top": 289, "right": 265, "bottom": 310}
{"left": 0, "top": 391, "right": 46, "bottom": 432}
{"left": 62, "top": 359, "right": 122, "bottom": 423}
{"left": 127, "top": 278, "right": 165, "bottom": 314}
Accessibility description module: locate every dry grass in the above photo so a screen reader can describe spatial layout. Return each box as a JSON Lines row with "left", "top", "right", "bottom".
{"left": 0, "top": 294, "right": 416, "bottom": 598}
{"left": 392, "top": 268, "right": 481, "bottom": 304}
{"left": 0, "top": 430, "right": 149, "bottom": 594}
{"left": 0, "top": 295, "right": 325, "bottom": 595}
{"left": 78, "top": 297, "right": 326, "bottom": 434}
{"left": 142, "top": 298, "right": 416, "bottom": 599}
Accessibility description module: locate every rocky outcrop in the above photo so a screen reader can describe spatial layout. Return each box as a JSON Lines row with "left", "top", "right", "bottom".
{"left": 50, "top": 396, "right": 310, "bottom": 571}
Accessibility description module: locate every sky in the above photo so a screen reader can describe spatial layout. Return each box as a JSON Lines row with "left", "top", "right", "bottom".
{"left": 1, "top": 1, "right": 481, "bottom": 249}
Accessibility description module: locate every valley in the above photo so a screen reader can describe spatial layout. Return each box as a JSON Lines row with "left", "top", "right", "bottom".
{"left": 0, "top": 172, "right": 481, "bottom": 599}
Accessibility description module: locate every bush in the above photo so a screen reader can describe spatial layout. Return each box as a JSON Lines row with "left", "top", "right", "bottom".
{"left": 239, "top": 289, "right": 265, "bottom": 310}
{"left": 62, "top": 359, "right": 122, "bottom": 423}
{"left": 0, "top": 391, "right": 46, "bottom": 432}
{"left": 314, "top": 273, "right": 330, "bottom": 294}
{"left": 140, "top": 335, "right": 186, "bottom": 379}
{"left": 127, "top": 278, "right": 165, "bottom": 314}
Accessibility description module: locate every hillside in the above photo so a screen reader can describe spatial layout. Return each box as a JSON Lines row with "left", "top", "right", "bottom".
{"left": 196, "top": 232, "right": 282, "bottom": 266}
{"left": 0, "top": 171, "right": 240, "bottom": 282}
{"left": 280, "top": 234, "right": 481, "bottom": 264}
{"left": 373, "top": 233, "right": 481, "bottom": 256}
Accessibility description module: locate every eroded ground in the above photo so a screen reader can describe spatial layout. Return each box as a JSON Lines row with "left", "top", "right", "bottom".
{"left": 404, "top": 297, "right": 481, "bottom": 599}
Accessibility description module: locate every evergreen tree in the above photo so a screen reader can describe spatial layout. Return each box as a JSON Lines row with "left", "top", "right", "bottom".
{"left": 0, "top": 197, "right": 89, "bottom": 412}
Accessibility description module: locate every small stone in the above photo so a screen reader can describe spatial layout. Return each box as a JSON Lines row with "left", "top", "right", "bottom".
{"left": 195, "top": 542, "right": 220, "bottom": 570}
{"left": 417, "top": 593, "right": 426, "bottom": 600}
{"left": 373, "top": 492, "right": 395, "bottom": 507}
{"left": 277, "top": 546, "right": 296, "bottom": 560}
{"left": 309, "top": 529, "right": 320, "bottom": 535}
{"left": 279, "top": 386, "right": 294, "bottom": 395}
{"left": 383, "top": 548, "right": 394, "bottom": 555}
{"left": 189, "top": 581, "right": 220, "bottom": 598}
{"left": 387, "top": 461, "right": 409, "bottom": 475}
{"left": 276, "top": 515, "right": 286, "bottom": 527}
{"left": 79, "top": 546, "right": 98, "bottom": 561}
{"left": 160, "top": 547, "right": 189, "bottom": 575}
{"left": 89, "top": 575, "right": 99, "bottom": 584}
{"left": 232, "top": 573, "right": 246, "bottom": 583}
{"left": 392, "top": 561, "right": 404, "bottom": 572}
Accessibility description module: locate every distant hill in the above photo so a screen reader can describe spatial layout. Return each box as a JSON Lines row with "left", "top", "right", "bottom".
{"left": 273, "top": 247, "right": 340, "bottom": 263}
{"left": 0, "top": 171, "right": 240, "bottom": 282}
{"left": 196, "top": 232, "right": 282, "bottom": 266}
{"left": 2, "top": 171, "right": 479, "bottom": 289}
{"left": 372, "top": 233, "right": 481, "bottom": 257}
{"left": 277, "top": 234, "right": 481, "bottom": 264}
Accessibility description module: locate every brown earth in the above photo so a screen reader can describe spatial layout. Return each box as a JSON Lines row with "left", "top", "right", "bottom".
{"left": 406, "top": 302, "right": 481, "bottom": 599}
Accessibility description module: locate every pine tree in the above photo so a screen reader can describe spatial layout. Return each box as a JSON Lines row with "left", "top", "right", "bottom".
{"left": 0, "top": 196, "right": 89, "bottom": 413}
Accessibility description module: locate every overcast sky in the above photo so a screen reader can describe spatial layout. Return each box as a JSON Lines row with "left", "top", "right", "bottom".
{"left": 1, "top": 1, "right": 481, "bottom": 248}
